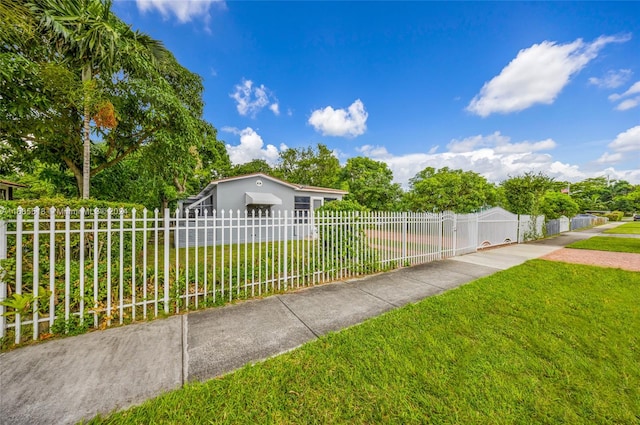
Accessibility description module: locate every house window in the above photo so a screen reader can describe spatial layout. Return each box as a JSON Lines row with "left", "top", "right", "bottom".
{"left": 247, "top": 204, "right": 272, "bottom": 217}
{"left": 294, "top": 196, "right": 310, "bottom": 223}
{"left": 0, "top": 189, "right": 6, "bottom": 200}
{"left": 294, "top": 196, "right": 310, "bottom": 210}
{"left": 324, "top": 197, "right": 337, "bottom": 203}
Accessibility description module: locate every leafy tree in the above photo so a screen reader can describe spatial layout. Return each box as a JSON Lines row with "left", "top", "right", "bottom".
{"left": 1, "top": 0, "right": 226, "bottom": 203}
{"left": 500, "top": 172, "right": 555, "bottom": 215}
{"left": 340, "top": 157, "right": 402, "bottom": 211}
{"left": 539, "top": 191, "right": 580, "bottom": 220}
{"left": 277, "top": 144, "right": 341, "bottom": 188}
{"left": 567, "top": 177, "right": 608, "bottom": 212}
{"left": 229, "top": 159, "right": 274, "bottom": 177}
{"left": 315, "top": 199, "right": 368, "bottom": 213}
{"left": 405, "top": 167, "right": 497, "bottom": 213}
{"left": 25, "top": 0, "right": 168, "bottom": 199}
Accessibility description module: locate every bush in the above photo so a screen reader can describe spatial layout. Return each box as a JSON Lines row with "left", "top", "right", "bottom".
{"left": 0, "top": 198, "right": 146, "bottom": 219}
{"left": 604, "top": 211, "right": 624, "bottom": 222}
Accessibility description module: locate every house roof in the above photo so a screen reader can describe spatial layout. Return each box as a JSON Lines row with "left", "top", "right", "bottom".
{"left": 205, "top": 173, "right": 348, "bottom": 195}
{"left": 0, "top": 179, "right": 27, "bottom": 188}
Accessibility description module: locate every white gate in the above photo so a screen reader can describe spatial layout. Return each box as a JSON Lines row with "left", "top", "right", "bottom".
{"left": 477, "top": 207, "right": 518, "bottom": 248}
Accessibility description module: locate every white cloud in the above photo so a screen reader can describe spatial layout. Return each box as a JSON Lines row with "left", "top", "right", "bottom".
{"left": 308, "top": 99, "right": 368, "bottom": 137}
{"left": 615, "top": 98, "right": 640, "bottom": 111}
{"left": 358, "top": 130, "right": 640, "bottom": 188}
{"left": 230, "top": 79, "right": 279, "bottom": 117}
{"left": 595, "top": 152, "right": 623, "bottom": 164}
{"left": 447, "top": 131, "right": 556, "bottom": 154}
{"left": 608, "top": 125, "right": 640, "bottom": 153}
{"left": 467, "top": 34, "right": 631, "bottom": 117}
{"left": 609, "top": 81, "right": 640, "bottom": 110}
{"left": 223, "top": 127, "right": 286, "bottom": 165}
{"left": 589, "top": 69, "right": 632, "bottom": 88}
{"left": 136, "top": 0, "right": 224, "bottom": 23}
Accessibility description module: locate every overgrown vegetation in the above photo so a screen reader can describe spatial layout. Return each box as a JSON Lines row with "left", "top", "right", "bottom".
{"left": 88, "top": 260, "right": 640, "bottom": 424}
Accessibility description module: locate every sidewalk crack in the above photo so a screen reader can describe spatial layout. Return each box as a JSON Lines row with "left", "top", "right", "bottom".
{"left": 277, "top": 297, "right": 321, "bottom": 339}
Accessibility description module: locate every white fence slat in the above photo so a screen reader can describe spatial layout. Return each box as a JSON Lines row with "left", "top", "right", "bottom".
{"left": 93, "top": 208, "right": 99, "bottom": 328}
{"left": 164, "top": 209, "right": 171, "bottom": 315}
{"left": 119, "top": 209, "right": 124, "bottom": 325}
{"left": 142, "top": 209, "right": 148, "bottom": 320}
{"left": 64, "top": 208, "right": 70, "bottom": 330}
{"left": 15, "top": 208, "right": 23, "bottom": 343}
{"left": 106, "top": 209, "right": 112, "bottom": 326}
{"left": 32, "top": 208, "right": 39, "bottom": 340}
{"left": 79, "top": 208, "right": 85, "bottom": 325}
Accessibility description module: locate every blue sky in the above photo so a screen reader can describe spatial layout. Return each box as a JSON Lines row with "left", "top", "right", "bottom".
{"left": 113, "top": 1, "right": 640, "bottom": 186}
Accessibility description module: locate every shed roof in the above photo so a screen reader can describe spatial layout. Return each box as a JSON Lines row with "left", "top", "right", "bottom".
{"left": 0, "top": 179, "right": 27, "bottom": 188}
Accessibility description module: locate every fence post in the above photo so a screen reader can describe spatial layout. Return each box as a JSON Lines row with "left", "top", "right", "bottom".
{"left": 453, "top": 214, "right": 457, "bottom": 256}
{"left": 401, "top": 212, "right": 407, "bottom": 261}
{"left": 164, "top": 208, "right": 170, "bottom": 314}
{"left": 283, "top": 210, "right": 288, "bottom": 291}
{"left": 0, "top": 217, "right": 6, "bottom": 338}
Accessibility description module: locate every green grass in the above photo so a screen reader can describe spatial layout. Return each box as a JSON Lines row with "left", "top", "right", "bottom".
{"left": 567, "top": 236, "right": 640, "bottom": 253}
{"left": 604, "top": 222, "right": 640, "bottom": 235}
{"left": 88, "top": 260, "right": 640, "bottom": 424}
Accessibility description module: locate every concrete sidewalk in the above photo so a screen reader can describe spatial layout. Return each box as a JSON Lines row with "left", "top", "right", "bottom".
{"left": 0, "top": 223, "right": 624, "bottom": 424}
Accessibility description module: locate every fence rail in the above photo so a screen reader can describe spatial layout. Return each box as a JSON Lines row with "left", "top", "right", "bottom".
{"left": 1, "top": 206, "right": 548, "bottom": 344}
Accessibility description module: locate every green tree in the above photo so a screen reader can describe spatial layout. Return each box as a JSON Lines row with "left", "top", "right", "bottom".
{"left": 277, "top": 144, "right": 341, "bottom": 188}
{"left": 27, "top": 0, "right": 169, "bottom": 199}
{"left": 229, "top": 159, "right": 274, "bottom": 177}
{"left": 2, "top": 1, "right": 221, "bottom": 202}
{"left": 567, "top": 177, "right": 608, "bottom": 212}
{"left": 539, "top": 191, "right": 580, "bottom": 220}
{"left": 340, "top": 157, "right": 402, "bottom": 211}
{"left": 500, "top": 172, "right": 555, "bottom": 215}
{"left": 406, "top": 167, "right": 497, "bottom": 213}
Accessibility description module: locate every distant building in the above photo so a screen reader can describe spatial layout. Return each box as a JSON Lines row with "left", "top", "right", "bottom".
{"left": 0, "top": 180, "right": 26, "bottom": 200}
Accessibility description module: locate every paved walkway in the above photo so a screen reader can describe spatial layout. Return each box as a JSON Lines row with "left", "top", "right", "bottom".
{"left": 0, "top": 222, "right": 628, "bottom": 424}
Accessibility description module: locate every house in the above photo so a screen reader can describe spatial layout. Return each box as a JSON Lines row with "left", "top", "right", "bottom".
{"left": 175, "top": 173, "right": 347, "bottom": 247}
{"left": 0, "top": 180, "right": 26, "bottom": 200}
{"left": 179, "top": 173, "right": 347, "bottom": 217}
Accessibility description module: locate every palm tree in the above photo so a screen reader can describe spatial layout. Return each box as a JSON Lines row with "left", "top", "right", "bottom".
{"left": 27, "top": 0, "right": 166, "bottom": 198}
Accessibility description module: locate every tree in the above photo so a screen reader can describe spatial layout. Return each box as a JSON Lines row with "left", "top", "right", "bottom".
{"left": 539, "top": 191, "right": 580, "bottom": 220}
{"left": 2, "top": 1, "right": 221, "bottom": 201}
{"left": 277, "top": 144, "right": 341, "bottom": 188}
{"left": 340, "top": 157, "right": 402, "bottom": 210}
{"left": 6, "top": 0, "right": 168, "bottom": 198}
{"left": 500, "top": 172, "right": 555, "bottom": 215}
{"left": 229, "top": 159, "right": 274, "bottom": 177}
{"left": 406, "top": 167, "right": 497, "bottom": 213}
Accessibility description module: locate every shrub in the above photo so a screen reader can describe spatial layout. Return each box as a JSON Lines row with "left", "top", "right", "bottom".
{"left": 604, "top": 211, "right": 624, "bottom": 222}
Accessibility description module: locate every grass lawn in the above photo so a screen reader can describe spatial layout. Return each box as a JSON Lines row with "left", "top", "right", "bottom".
{"left": 88, "top": 260, "right": 640, "bottom": 424}
{"left": 567, "top": 236, "right": 640, "bottom": 254}
{"left": 604, "top": 222, "right": 640, "bottom": 235}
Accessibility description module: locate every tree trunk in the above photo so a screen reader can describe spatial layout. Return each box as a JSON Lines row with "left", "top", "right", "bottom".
{"left": 82, "top": 66, "right": 92, "bottom": 199}
{"left": 63, "top": 156, "right": 83, "bottom": 198}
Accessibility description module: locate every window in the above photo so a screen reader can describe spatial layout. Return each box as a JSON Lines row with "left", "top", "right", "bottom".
{"left": 324, "top": 197, "right": 337, "bottom": 203}
{"left": 294, "top": 196, "right": 310, "bottom": 223}
{"left": 0, "top": 189, "right": 6, "bottom": 200}
{"left": 247, "top": 204, "right": 272, "bottom": 217}
{"left": 294, "top": 196, "right": 310, "bottom": 210}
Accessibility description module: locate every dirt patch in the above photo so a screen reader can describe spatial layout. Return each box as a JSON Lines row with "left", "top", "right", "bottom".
{"left": 541, "top": 248, "right": 640, "bottom": 272}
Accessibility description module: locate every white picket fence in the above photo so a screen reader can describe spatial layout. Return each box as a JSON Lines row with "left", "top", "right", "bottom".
{"left": 0, "top": 206, "right": 541, "bottom": 343}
